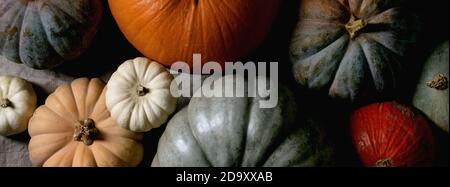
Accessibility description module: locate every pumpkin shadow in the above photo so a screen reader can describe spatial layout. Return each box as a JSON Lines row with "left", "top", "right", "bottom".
{"left": 53, "top": 1, "right": 142, "bottom": 79}
{"left": 6, "top": 130, "right": 30, "bottom": 143}
{"left": 138, "top": 125, "right": 167, "bottom": 167}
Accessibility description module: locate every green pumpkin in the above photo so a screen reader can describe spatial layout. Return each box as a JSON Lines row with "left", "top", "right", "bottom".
{"left": 289, "top": 0, "right": 418, "bottom": 101}
{"left": 413, "top": 41, "right": 449, "bottom": 133}
{"left": 152, "top": 75, "right": 333, "bottom": 167}
{"left": 0, "top": 0, "right": 102, "bottom": 69}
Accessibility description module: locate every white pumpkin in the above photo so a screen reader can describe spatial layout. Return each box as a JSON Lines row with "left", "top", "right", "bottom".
{"left": 0, "top": 75, "right": 37, "bottom": 136}
{"left": 106, "top": 57, "right": 177, "bottom": 132}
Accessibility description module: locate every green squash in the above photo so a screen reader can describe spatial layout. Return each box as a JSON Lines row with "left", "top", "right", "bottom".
{"left": 152, "top": 75, "right": 334, "bottom": 167}
{"left": 0, "top": 0, "right": 102, "bottom": 69}
{"left": 413, "top": 41, "right": 449, "bottom": 133}
{"left": 289, "top": 0, "right": 418, "bottom": 101}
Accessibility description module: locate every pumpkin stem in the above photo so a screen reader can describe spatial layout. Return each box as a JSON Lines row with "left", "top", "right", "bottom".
{"left": 345, "top": 14, "right": 367, "bottom": 39}
{"left": 0, "top": 98, "right": 12, "bottom": 108}
{"left": 427, "top": 74, "right": 448, "bottom": 90}
{"left": 73, "top": 119, "right": 99, "bottom": 146}
{"left": 137, "top": 85, "right": 149, "bottom": 96}
{"left": 375, "top": 158, "right": 393, "bottom": 167}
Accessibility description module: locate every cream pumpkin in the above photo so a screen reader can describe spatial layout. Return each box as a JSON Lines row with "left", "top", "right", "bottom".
{"left": 28, "top": 78, "right": 144, "bottom": 167}
{"left": 106, "top": 57, "right": 177, "bottom": 132}
{"left": 0, "top": 75, "right": 37, "bottom": 136}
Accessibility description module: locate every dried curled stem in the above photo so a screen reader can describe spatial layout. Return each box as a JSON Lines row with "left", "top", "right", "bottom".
{"left": 345, "top": 15, "right": 367, "bottom": 39}
{"left": 427, "top": 74, "right": 448, "bottom": 90}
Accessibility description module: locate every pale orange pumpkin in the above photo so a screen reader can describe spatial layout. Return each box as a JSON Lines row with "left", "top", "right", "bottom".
{"left": 28, "top": 78, "right": 144, "bottom": 167}
{"left": 108, "top": 0, "right": 280, "bottom": 68}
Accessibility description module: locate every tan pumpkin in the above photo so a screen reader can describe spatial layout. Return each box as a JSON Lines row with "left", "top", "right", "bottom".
{"left": 28, "top": 78, "right": 143, "bottom": 167}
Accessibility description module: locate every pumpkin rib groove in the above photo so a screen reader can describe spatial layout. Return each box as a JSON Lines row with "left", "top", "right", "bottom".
{"left": 30, "top": 134, "right": 73, "bottom": 165}
{"left": 395, "top": 116, "right": 432, "bottom": 161}
{"left": 292, "top": 35, "right": 348, "bottom": 88}
{"left": 148, "top": 92, "right": 171, "bottom": 114}
{"left": 299, "top": 18, "right": 344, "bottom": 26}
{"left": 48, "top": 96, "right": 78, "bottom": 123}
{"left": 329, "top": 39, "right": 359, "bottom": 97}
{"left": 382, "top": 111, "right": 401, "bottom": 157}
{"left": 258, "top": 99, "right": 300, "bottom": 166}
{"left": 141, "top": 100, "right": 156, "bottom": 129}
{"left": 221, "top": 1, "right": 243, "bottom": 25}
{"left": 63, "top": 85, "right": 81, "bottom": 120}
{"left": 300, "top": 26, "right": 347, "bottom": 61}
{"left": 93, "top": 142, "right": 132, "bottom": 166}
{"left": 35, "top": 107, "right": 74, "bottom": 129}
{"left": 28, "top": 126, "right": 72, "bottom": 137}
{"left": 362, "top": 34, "right": 404, "bottom": 73}
{"left": 2, "top": 76, "right": 12, "bottom": 94}
{"left": 38, "top": 3, "right": 78, "bottom": 59}
{"left": 85, "top": 80, "right": 104, "bottom": 118}
{"left": 210, "top": 2, "right": 233, "bottom": 58}
{"left": 205, "top": 1, "right": 229, "bottom": 57}
{"left": 43, "top": 1, "right": 84, "bottom": 25}
{"left": 239, "top": 98, "right": 254, "bottom": 166}
{"left": 123, "top": 10, "right": 155, "bottom": 46}
{"left": 131, "top": 59, "right": 141, "bottom": 84}
{"left": 90, "top": 88, "right": 107, "bottom": 120}
{"left": 45, "top": 142, "right": 77, "bottom": 166}
{"left": 36, "top": 1, "right": 66, "bottom": 59}
{"left": 8, "top": 82, "right": 27, "bottom": 96}
{"left": 111, "top": 98, "right": 134, "bottom": 128}
{"left": 72, "top": 143, "right": 97, "bottom": 167}
{"left": 0, "top": 113, "right": 12, "bottom": 135}
{"left": 187, "top": 116, "right": 214, "bottom": 166}
{"left": 360, "top": 38, "right": 399, "bottom": 92}
{"left": 82, "top": 78, "right": 93, "bottom": 118}
{"left": 362, "top": 33, "right": 402, "bottom": 56}
{"left": 358, "top": 38, "right": 382, "bottom": 92}
{"left": 337, "top": 0, "right": 350, "bottom": 11}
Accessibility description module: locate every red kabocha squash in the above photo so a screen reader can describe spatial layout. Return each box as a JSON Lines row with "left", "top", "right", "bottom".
{"left": 108, "top": 0, "right": 280, "bottom": 68}
{"left": 350, "top": 102, "right": 435, "bottom": 167}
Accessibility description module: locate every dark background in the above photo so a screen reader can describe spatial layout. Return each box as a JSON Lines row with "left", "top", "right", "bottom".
{"left": 10, "top": 0, "right": 449, "bottom": 167}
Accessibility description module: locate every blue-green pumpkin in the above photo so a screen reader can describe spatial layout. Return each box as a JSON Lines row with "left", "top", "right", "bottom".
{"left": 0, "top": 0, "right": 102, "bottom": 69}
{"left": 290, "top": 0, "right": 419, "bottom": 101}
{"left": 152, "top": 75, "right": 334, "bottom": 167}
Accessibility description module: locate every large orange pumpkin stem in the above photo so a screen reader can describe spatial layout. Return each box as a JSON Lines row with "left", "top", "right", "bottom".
{"left": 0, "top": 98, "right": 12, "bottom": 108}
{"left": 73, "top": 119, "right": 99, "bottom": 145}
{"left": 345, "top": 15, "right": 367, "bottom": 39}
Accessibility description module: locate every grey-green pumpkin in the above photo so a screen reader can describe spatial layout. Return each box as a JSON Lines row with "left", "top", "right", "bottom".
{"left": 152, "top": 75, "right": 333, "bottom": 167}
{"left": 413, "top": 41, "right": 449, "bottom": 133}
{"left": 289, "top": 0, "right": 418, "bottom": 101}
{"left": 0, "top": 0, "right": 102, "bottom": 69}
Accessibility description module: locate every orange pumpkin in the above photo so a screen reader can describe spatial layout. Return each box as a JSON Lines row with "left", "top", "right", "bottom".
{"left": 108, "top": 0, "right": 280, "bottom": 68}
{"left": 28, "top": 78, "right": 144, "bottom": 167}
